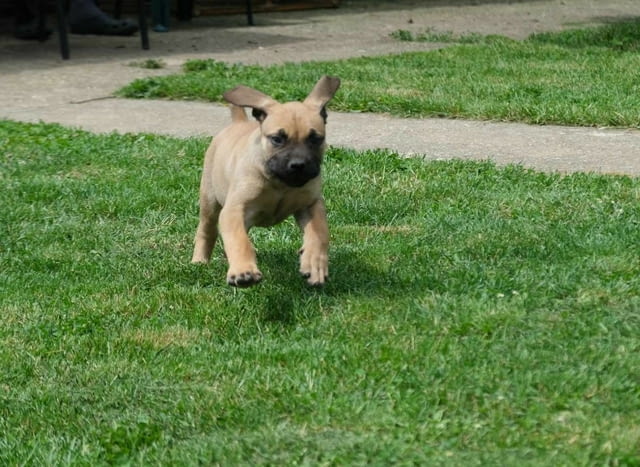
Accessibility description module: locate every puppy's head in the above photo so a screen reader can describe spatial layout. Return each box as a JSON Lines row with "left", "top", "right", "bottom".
{"left": 223, "top": 76, "right": 341, "bottom": 187}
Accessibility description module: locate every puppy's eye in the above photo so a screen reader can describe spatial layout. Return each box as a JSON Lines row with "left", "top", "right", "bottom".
{"left": 269, "top": 134, "right": 287, "bottom": 147}
{"left": 307, "top": 132, "right": 325, "bottom": 147}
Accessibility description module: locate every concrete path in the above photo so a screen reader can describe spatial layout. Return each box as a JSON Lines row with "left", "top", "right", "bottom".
{"left": 1, "top": 0, "right": 639, "bottom": 175}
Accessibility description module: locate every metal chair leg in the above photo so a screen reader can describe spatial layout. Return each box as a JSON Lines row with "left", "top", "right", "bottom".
{"left": 56, "top": 0, "right": 70, "bottom": 59}
{"left": 246, "top": 0, "right": 254, "bottom": 25}
{"left": 137, "top": 0, "right": 149, "bottom": 50}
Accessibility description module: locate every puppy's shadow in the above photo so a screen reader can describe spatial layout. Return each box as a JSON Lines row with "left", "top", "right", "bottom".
{"left": 260, "top": 246, "right": 385, "bottom": 291}
{"left": 174, "top": 245, "right": 398, "bottom": 326}
{"left": 254, "top": 247, "right": 393, "bottom": 325}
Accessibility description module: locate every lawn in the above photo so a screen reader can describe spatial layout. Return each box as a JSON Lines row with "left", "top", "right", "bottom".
{"left": 1, "top": 120, "right": 639, "bottom": 464}
{"left": 118, "top": 19, "right": 640, "bottom": 128}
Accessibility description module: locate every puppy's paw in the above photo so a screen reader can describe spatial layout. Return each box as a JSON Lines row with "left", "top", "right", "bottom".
{"left": 299, "top": 248, "right": 328, "bottom": 287}
{"left": 226, "top": 264, "right": 263, "bottom": 288}
{"left": 191, "top": 254, "right": 209, "bottom": 265}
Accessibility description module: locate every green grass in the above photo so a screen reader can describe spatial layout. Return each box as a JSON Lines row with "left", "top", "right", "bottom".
{"left": 2, "top": 120, "right": 640, "bottom": 464}
{"left": 118, "top": 19, "right": 640, "bottom": 128}
{"left": 392, "top": 19, "right": 640, "bottom": 50}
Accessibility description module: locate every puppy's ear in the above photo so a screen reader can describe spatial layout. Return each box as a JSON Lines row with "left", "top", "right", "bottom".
{"left": 223, "top": 85, "right": 278, "bottom": 123}
{"left": 304, "top": 76, "right": 341, "bottom": 120}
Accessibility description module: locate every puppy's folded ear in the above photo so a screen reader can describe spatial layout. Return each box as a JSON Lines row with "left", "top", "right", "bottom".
{"left": 303, "top": 76, "right": 341, "bottom": 118}
{"left": 223, "top": 86, "right": 279, "bottom": 122}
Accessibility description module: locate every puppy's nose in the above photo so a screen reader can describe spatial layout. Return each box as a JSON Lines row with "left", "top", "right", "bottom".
{"left": 288, "top": 159, "right": 306, "bottom": 172}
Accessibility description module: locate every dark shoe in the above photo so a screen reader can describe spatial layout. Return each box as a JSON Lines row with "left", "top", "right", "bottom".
{"left": 70, "top": 16, "right": 139, "bottom": 36}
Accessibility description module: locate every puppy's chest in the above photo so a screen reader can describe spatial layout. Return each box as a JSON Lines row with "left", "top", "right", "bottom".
{"left": 247, "top": 191, "right": 312, "bottom": 227}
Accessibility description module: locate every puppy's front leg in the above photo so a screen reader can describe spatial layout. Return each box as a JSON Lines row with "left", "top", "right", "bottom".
{"left": 192, "top": 195, "right": 221, "bottom": 264}
{"left": 218, "top": 204, "right": 262, "bottom": 287}
{"left": 295, "top": 199, "right": 329, "bottom": 286}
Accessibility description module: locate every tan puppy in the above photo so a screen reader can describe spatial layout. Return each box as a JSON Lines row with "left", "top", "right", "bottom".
{"left": 191, "top": 76, "right": 341, "bottom": 288}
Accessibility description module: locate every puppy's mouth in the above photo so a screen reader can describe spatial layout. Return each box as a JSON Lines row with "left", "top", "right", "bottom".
{"left": 266, "top": 156, "right": 321, "bottom": 187}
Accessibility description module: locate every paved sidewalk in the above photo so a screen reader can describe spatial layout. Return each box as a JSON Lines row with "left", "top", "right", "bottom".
{"left": 1, "top": 0, "right": 639, "bottom": 175}
{"left": 4, "top": 97, "right": 640, "bottom": 175}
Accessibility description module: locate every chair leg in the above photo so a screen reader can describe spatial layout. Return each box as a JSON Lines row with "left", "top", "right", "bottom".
{"left": 56, "top": 0, "right": 70, "bottom": 59}
{"left": 137, "top": 0, "right": 149, "bottom": 50}
{"left": 246, "top": 0, "right": 253, "bottom": 25}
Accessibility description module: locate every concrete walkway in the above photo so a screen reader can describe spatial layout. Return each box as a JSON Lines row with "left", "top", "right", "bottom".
{"left": 1, "top": 0, "right": 639, "bottom": 175}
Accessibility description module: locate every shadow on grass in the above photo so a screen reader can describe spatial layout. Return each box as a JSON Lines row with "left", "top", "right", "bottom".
{"left": 250, "top": 246, "right": 403, "bottom": 325}
{"left": 168, "top": 244, "right": 389, "bottom": 326}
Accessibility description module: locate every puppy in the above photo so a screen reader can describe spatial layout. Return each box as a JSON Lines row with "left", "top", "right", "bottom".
{"left": 191, "top": 75, "right": 341, "bottom": 288}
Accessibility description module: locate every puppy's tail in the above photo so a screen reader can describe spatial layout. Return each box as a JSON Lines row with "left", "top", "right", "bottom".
{"left": 229, "top": 105, "right": 249, "bottom": 123}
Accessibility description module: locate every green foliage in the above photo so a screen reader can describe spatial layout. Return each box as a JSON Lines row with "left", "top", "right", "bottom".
{"left": 394, "top": 18, "right": 640, "bottom": 51}
{"left": 118, "top": 20, "right": 640, "bottom": 128}
{"left": 1, "top": 120, "right": 640, "bottom": 464}
{"left": 528, "top": 19, "right": 640, "bottom": 51}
